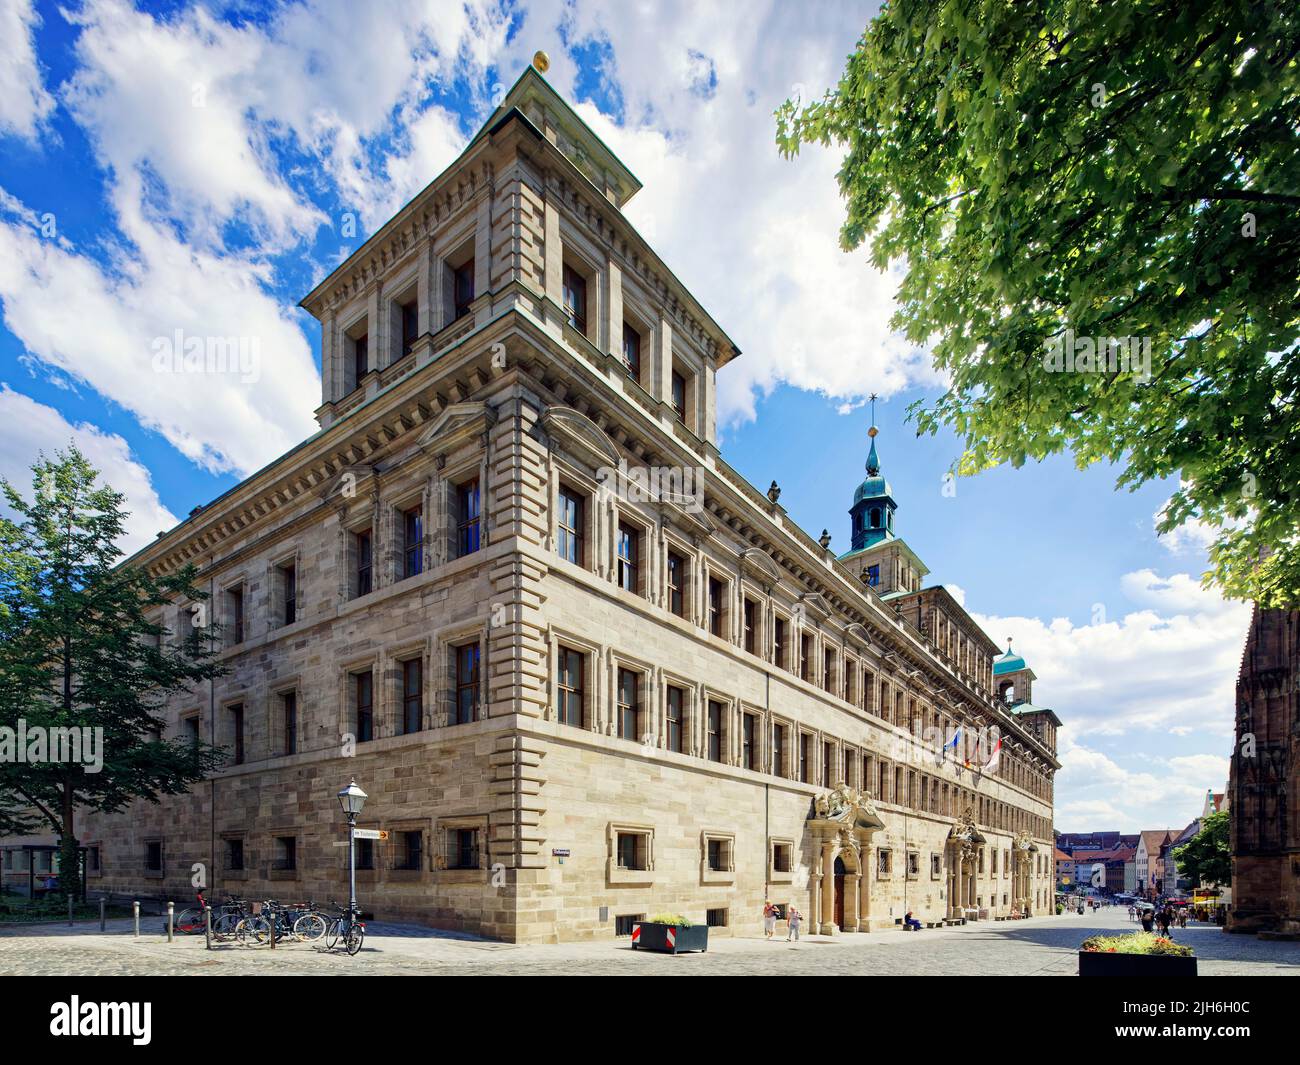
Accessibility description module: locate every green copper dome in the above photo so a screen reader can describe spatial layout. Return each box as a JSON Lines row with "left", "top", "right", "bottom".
{"left": 993, "top": 642, "right": 1027, "bottom": 675}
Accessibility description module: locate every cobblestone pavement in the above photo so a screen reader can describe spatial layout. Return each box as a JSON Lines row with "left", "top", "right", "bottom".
{"left": 1, "top": 907, "right": 1296, "bottom": 976}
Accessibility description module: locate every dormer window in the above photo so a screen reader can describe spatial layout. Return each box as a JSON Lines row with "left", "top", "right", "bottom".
{"left": 562, "top": 264, "right": 588, "bottom": 334}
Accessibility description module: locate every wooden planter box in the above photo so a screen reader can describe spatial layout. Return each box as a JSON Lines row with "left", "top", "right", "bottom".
{"left": 1079, "top": 951, "right": 1197, "bottom": 977}
{"left": 631, "top": 922, "right": 709, "bottom": 954}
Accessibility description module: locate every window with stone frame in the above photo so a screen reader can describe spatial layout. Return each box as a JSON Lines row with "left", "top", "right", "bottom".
{"left": 771, "top": 840, "right": 794, "bottom": 877}
{"left": 278, "top": 561, "right": 297, "bottom": 626}
{"left": 800, "top": 633, "right": 813, "bottom": 682}
{"left": 773, "top": 615, "right": 788, "bottom": 670}
{"left": 931, "top": 853, "right": 942, "bottom": 879}
{"left": 616, "top": 520, "right": 642, "bottom": 594}
{"left": 772, "top": 721, "right": 788, "bottom": 778}
{"left": 665, "top": 685, "right": 686, "bottom": 753}
{"left": 877, "top": 848, "right": 892, "bottom": 878}
{"left": 707, "top": 574, "right": 727, "bottom": 637}
{"left": 799, "top": 731, "right": 811, "bottom": 783}
{"left": 399, "top": 657, "right": 423, "bottom": 735}
{"left": 144, "top": 839, "right": 163, "bottom": 873}
{"left": 622, "top": 320, "right": 643, "bottom": 381}
{"left": 666, "top": 550, "right": 687, "bottom": 618}
{"left": 562, "top": 262, "right": 589, "bottom": 335}
{"left": 907, "top": 851, "right": 921, "bottom": 879}
{"left": 456, "top": 477, "right": 481, "bottom": 557}
{"left": 401, "top": 502, "right": 424, "bottom": 579}
{"left": 273, "top": 836, "right": 296, "bottom": 872}
{"left": 353, "top": 669, "right": 374, "bottom": 742}
{"left": 452, "top": 641, "right": 481, "bottom": 725}
{"left": 742, "top": 596, "right": 758, "bottom": 654}
{"left": 706, "top": 699, "right": 725, "bottom": 763}
{"left": 616, "top": 668, "right": 641, "bottom": 742}
{"left": 394, "top": 829, "right": 424, "bottom": 872}
{"left": 741, "top": 711, "right": 757, "bottom": 770}
{"left": 556, "top": 485, "right": 586, "bottom": 566}
{"left": 227, "top": 703, "right": 245, "bottom": 765}
{"left": 225, "top": 837, "right": 245, "bottom": 873}
{"left": 227, "top": 584, "right": 245, "bottom": 645}
{"left": 281, "top": 690, "right": 297, "bottom": 755}
{"left": 353, "top": 526, "right": 373, "bottom": 597}
{"left": 453, "top": 257, "right": 475, "bottom": 321}
{"left": 556, "top": 646, "right": 586, "bottom": 728}
{"left": 701, "top": 831, "right": 735, "bottom": 883}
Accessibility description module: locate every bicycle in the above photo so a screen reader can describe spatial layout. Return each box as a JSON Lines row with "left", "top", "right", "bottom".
{"left": 322, "top": 901, "right": 365, "bottom": 955}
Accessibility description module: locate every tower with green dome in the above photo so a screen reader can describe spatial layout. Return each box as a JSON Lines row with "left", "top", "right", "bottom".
{"left": 838, "top": 415, "right": 929, "bottom": 595}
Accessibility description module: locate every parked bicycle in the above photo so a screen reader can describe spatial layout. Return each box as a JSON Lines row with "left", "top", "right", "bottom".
{"left": 322, "top": 900, "right": 365, "bottom": 955}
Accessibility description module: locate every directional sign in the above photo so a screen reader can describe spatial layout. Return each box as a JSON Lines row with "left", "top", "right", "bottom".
{"left": 353, "top": 829, "right": 389, "bottom": 841}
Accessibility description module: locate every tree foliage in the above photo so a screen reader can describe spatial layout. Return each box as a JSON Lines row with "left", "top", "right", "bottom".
{"left": 777, "top": 0, "right": 1300, "bottom": 604}
{"left": 0, "top": 447, "right": 225, "bottom": 896}
{"left": 1173, "top": 809, "right": 1231, "bottom": 887}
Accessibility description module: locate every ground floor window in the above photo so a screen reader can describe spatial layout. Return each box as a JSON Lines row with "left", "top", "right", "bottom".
{"left": 706, "top": 908, "right": 728, "bottom": 928}
{"left": 615, "top": 914, "right": 643, "bottom": 937}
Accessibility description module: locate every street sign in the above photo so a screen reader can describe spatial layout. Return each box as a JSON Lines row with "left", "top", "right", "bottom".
{"left": 353, "top": 829, "right": 389, "bottom": 841}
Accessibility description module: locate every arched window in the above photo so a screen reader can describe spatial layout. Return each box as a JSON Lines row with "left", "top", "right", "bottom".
{"left": 869, "top": 507, "right": 881, "bottom": 529}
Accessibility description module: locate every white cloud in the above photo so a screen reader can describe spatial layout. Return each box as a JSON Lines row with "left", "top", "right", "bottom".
{"left": 971, "top": 568, "right": 1251, "bottom": 740}
{"left": 0, "top": 0, "right": 55, "bottom": 142}
{"left": 0, "top": 188, "right": 319, "bottom": 476}
{"left": 1053, "top": 733, "right": 1229, "bottom": 834}
{"left": 0, "top": 384, "right": 176, "bottom": 553}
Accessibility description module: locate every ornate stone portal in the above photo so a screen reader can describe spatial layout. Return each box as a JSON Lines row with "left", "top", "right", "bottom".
{"left": 946, "top": 806, "right": 986, "bottom": 919}
{"left": 1012, "top": 829, "right": 1038, "bottom": 916}
{"left": 808, "top": 783, "right": 886, "bottom": 934}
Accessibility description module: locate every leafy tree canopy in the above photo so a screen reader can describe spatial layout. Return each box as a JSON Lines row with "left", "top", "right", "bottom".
{"left": 0, "top": 447, "right": 225, "bottom": 895}
{"left": 1173, "top": 809, "right": 1231, "bottom": 887}
{"left": 777, "top": 0, "right": 1299, "bottom": 605}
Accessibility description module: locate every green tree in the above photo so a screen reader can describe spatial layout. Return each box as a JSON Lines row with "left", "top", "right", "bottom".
{"left": 777, "top": 1, "right": 1299, "bottom": 604}
{"left": 1173, "top": 809, "right": 1231, "bottom": 887}
{"left": 0, "top": 447, "right": 225, "bottom": 898}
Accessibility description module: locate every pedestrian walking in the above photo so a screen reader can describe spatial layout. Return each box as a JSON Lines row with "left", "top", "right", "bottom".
{"left": 786, "top": 905, "right": 801, "bottom": 941}
{"left": 763, "top": 901, "right": 777, "bottom": 940}
{"left": 1140, "top": 908, "right": 1155, "bottom": 933}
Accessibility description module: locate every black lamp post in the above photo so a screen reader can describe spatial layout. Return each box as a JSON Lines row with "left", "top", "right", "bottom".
{"left": 337, "top": 778, "right": 367, "bottom": 916}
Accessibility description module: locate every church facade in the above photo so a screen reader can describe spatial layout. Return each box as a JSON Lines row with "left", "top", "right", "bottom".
{"left": 0, "top": 67, "right": 1059, "bottom": 943}
{"left": 1228, "top": 604, "right": 1300, "bottom": 934}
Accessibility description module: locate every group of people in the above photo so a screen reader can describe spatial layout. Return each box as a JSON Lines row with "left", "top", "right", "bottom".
{"left": 1130, "top": 902, "right": 1189, "bottom": 935}
{"left": 762, "top": 901, "right": 802, "bottom": 941}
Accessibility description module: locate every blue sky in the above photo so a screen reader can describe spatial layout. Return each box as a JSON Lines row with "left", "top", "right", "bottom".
{"left": 0, "top": 0, "right": 1247, "bottom": 833}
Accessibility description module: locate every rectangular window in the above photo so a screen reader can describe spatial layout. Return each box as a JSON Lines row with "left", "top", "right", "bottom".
{"left": 353, "top": 332, "right": 369, "bottom": 384}
{"left": 616, "top": 521, "right": 640, "bottom": 593}
{"left": 403, "top": 505, "right": 424, "bottom": 578}
{"left": 622, "top": 321, "right": 641, "bottom": 379}
{"left": 229, "top": 703, "right": 244, "bottom": 765}
{"left": 280, "top": 563, "right": 297, "bottom": 626}
{"left": 824, "top": 648, "right": 835, "bottom": 691}
{"left": 742, "top": 712, "right": 757, "bottom": 770}
{"left": 665, "top": 686, "right": 685, "bottom": 754}
{"left": 878, "top": 849, "right": 892, "bottom": 877}
{"left": 145, "top": 841, "right": 162, "bottom": 872}
{"left": 616, "top": 668, "right": 640, "bottom": 742}
{"left": 866, "top": 563, "right": 880, "bottom": 587}
{"left": 615, "top": 914, "right": 642, "bottom": 937}
{"left": 226, "top": 838, "right": 244, "bottom": 872}
{"left": 743, "top": 597, "right": 757, "bottom": 654}
{"left": 454, "top": 643, "right": 480, "bottom": 725}
{"left": 773, "top": 722, "right": 787, "bottom": 777}
{"left": 706, "top": 700, "right": 723, "bottom": 763}
{"left": 557, "top": 487, "right": 584, "bottom": 565}
{"left": 399, "top": 298, "right": 419, "bottom": 357}
{"left": 282, "top": 691, "right": 297, "bottom": 756}
{"left": 454, "top": 259, "right": 475, "bottom": 320}
{"left": 708, "top": 576, "right": 725, "bottom": 637}
{"left": 666, "top": 551, "right": 686, "bottom": 617}
{"left": 457, "top": 479, "right": 481, "bottom": 557}
{"left": 557, "top": 647, "right": 585, "bottom": 727}
{"left": 800, "top": 634, "right": 813, "bottom": 682}
{"left": 616, "top": 832, "right": 646, "bottom": 871}
{"left": 707, "top": 838, "right": 730, "bottom": 872}
{"left": 183, "top": 715, "right": 200, "bottom": 745}
{"left": 401, "top": 658, "right": 423, "bottom": 735}
{"left": 356, "top": 838, "right": 375, "bottom": 871}
{"left": 228, "top": 586, "right": 244, "bottom": 644}
{"left": 355, "top": 528, "right": 373, "bottom": 596}
{"left": 671, "top": 369, "right": 687, "bottom": 422}
{"left": 822, "top": 741, "right": 833, "bottom": 785}
{"left": 799, "top": 733, "right": 810, "bottom": 783}
{"left": 706, "top": 908, "right": 728, "bottom": 928}
{"left": 562, "top": 264, "right": 587, "bottom": 333}
{"left": 773, "top": 843, "right": 793, "bottom": 874}
{"left": 355, "top": 671, "right": 373, "bottom": 742}
{"left": 397, "top": 830, "right": 423, "bottom": 871}
{"left": 773, "top": 617, "right": 787, "bottom": 669}
{"left": 448, "top": 828, "right": 480, "bottom": 870}
{"left": 274, "top": 837, "right": 296, "bottom": 872}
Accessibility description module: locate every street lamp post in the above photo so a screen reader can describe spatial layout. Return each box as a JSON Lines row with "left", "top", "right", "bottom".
{"left": 337, "top": 778, "right": 368, "bottom": 917}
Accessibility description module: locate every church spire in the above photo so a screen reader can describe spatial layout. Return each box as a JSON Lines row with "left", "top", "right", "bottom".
{"left": 865, "top": 392, "right": 881, "bottom": 475}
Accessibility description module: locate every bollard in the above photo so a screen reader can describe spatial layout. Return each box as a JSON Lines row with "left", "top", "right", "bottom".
{"left": 68, "top": 895, "right": 74, "bottom": 927}
{"left": 269, "top": 910, "right": 276, "bottom": 950}
{"left": 167, "top": 901, "right": 174, "bottom": 943}
{"left": 133, "top": 900, "right": 140, "bottom": 938}
{"left": 99, "top": 897, "right": 106, "bottom": 932}
{"left": 205, "top": 906, "right": 212, "bottom": 950}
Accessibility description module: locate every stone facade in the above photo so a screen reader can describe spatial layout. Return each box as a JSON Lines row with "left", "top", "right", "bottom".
{"left": 0, "top": 67, "right": 1059, "bottom": 943}
{"left": 1228, "top": 604, "right": 1300, "bottom": 934}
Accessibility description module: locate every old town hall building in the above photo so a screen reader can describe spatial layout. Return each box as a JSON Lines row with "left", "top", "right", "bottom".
{"left": 0, "top": 67, "right": 1059, "bottom": 942}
